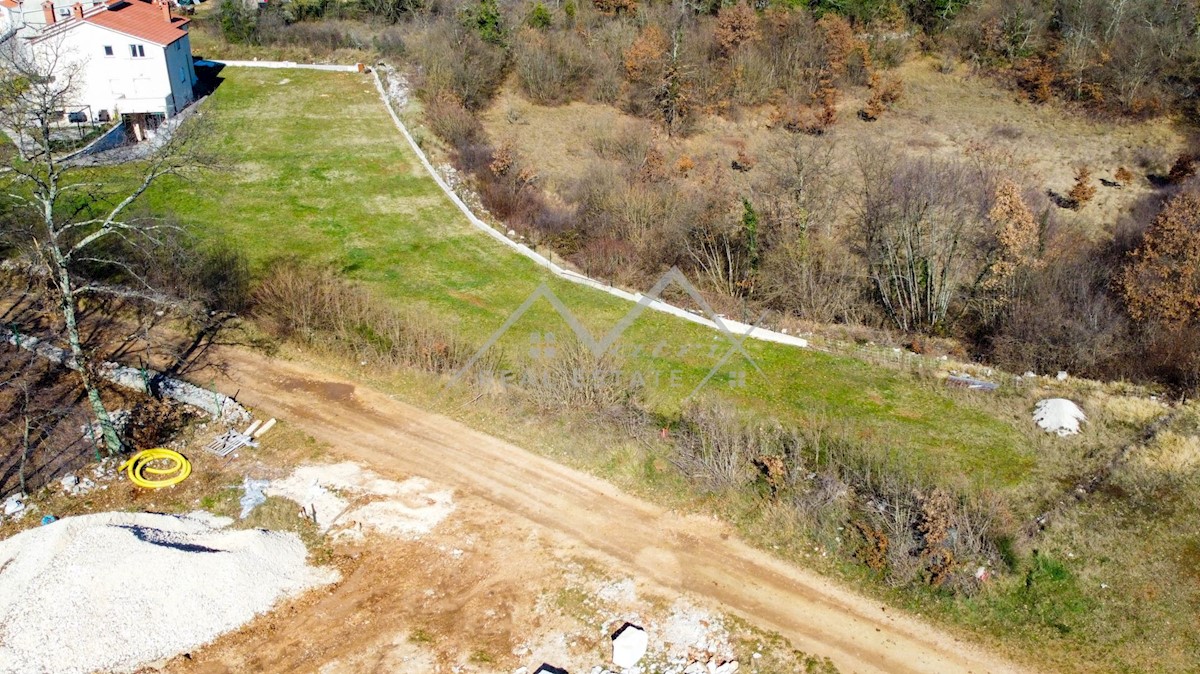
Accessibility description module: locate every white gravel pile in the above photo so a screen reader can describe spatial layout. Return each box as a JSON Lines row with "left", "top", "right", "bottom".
{"left": 1033, "top": 398, "right": 1087, "bottom": 436}
{"left": 0, "top": 511, "right": 338, "bottom": 674}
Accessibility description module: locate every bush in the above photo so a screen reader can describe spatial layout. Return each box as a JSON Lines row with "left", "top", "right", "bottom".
{"left": 517, "top": 340, "right": 641, "bottom": 412}
{"left": 513, "top": 29, "right": 595, "bottom": 105}
{"left": 461, "top": 0, "right": 506, "bottom": 46}
{"left": 673, "top": 402, "right": 758, "bottom": 492}
{"left": 218, "top": 0, "right": 259, "bottom": 44}
{"left": 357, "top": 0, "right": 422, "bottom": 23}
{"left": 986, "top": 248, "right": 1134, "bottom": 379}
{"left": 406, "top": 21, "right": 507, "bottom": 110}
{"left": 252, "top": 262, "right": 477, "bottom": 373}
{"left": 193, "top": 244, "right": 252, "bottom": 314}
{"left": 425, "top": 92, "right": 482, "bottom": 149}
{"left": 526, "top": 1, "right": 552, "bottom": 29}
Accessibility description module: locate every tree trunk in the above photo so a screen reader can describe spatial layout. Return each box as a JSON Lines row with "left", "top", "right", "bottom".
{"left": 19, "top": 413, "right": 30, "bottom": 495}
{"left": 57, "top": 265, "right": 122, "bottom": 455}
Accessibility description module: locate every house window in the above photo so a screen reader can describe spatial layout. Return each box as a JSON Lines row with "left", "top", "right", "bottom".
{"left": 129, "top": 44, "right": 145, "bottom": 58}
{"left": 103, "top": 45, "right": 113, "bottom": 56}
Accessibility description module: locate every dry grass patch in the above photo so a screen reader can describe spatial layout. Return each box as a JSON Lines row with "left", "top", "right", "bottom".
{"left": 483, "top": 55, "right": 1191, "bottom": 237}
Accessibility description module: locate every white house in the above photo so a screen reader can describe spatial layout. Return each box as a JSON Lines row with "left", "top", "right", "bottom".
{"left": 0, "top": 0, "right": 89, "bottom": 38}
{"left": 20, "top": 0, "right": 197, "bottom": 124}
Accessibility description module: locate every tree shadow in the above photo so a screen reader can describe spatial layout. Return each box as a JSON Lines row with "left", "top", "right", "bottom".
{"left": 1046, "top": 189, "right": 1077, "bottom": 210}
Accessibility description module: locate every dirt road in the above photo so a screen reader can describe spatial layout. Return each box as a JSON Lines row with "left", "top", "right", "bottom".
{"left": 215, "top": 348, "right": 1028, "bottom": 674}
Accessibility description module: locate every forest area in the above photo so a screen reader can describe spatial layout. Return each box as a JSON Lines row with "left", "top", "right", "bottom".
{"left": 210, "top": 0, "right": 1200, "bottom": 394}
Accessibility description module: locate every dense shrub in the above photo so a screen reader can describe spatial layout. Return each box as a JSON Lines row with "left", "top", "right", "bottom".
{"left": 217, "top": 0, "right": 260, "bottom": 44}
{"left": 405, "top": 21, "right": 507, "bottom": 110}
{"left": 424, "top": 92, "right": 483, "bottom": 148}
{"left": 949, "top": 0, "right": 1200, "bottom": 118}
{"left": 984, "top": 248, "right": 1133, "bottom": 379}
{"left": 672, "top": 398, "right": 1004, "bottom": 590}
{"left": 513, "top": 29, "right": 595, "bottom": 104}
{"left": 252, "top": 262, "right": 477, "bottom": 373}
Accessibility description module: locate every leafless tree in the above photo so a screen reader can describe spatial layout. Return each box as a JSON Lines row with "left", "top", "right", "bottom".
{"left": 853, "top": 146, "right": 990, "bottom": 333}
{"left": 0, "top": 39, "right": 207, "bottom": 454}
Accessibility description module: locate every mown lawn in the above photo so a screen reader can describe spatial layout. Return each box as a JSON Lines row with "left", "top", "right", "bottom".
{"left": 146, "top": 67, "right": 1033, "bottom": 490}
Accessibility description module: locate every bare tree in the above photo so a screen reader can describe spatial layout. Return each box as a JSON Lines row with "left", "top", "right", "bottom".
{"left": 853, "top": 147, "right": 990, "bottom": 333}
{"left": 0, "top": 39, "right": 206, "bottom": 455}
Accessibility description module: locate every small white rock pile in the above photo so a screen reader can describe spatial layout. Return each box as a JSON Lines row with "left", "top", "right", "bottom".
{"left": 1033, "top": 398, "right": 1087, "bottom": 436}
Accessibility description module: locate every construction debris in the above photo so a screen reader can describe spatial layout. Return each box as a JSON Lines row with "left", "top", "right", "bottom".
{"left": 946, "top": 374, "right": 998, "bottom": 392}
{"left": 203, "top": 418, "right": 275, "bottom": 458}
{"left": 2, "top": 494, "right": 25, "bottom": 518}
{"left": 254, "top": 418, "right": 277, "bottom": 438}
{"left": 59, "top": 474, "right": 97, "bottom": 496}
{"left": 268, "top": 462, "right": 455, "bottom": 540}
{"left": 239, "top": 477, "right": 270, "bottom": 519}
{"left": 204, "top": 430, "right": 256, "bottom": 457}
{"left": 611, "top": 623, "right": 648, "bottom": 668}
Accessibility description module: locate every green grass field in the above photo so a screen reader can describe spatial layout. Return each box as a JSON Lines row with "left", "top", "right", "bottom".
{"left": 148, "top": 67, "right": 1033, "bottom": 490}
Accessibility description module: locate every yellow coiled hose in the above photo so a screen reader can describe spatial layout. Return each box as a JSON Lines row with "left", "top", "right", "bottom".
{"left": 119, "top": 449, "right": 192, "bottom": 488}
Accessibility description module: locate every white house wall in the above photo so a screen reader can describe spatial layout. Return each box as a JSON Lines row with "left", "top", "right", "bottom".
{"left": 32, "top": 24, "right": 190, "bottom": 118}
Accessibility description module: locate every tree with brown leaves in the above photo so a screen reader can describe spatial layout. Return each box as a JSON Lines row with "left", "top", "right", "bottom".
{"left": 1118, "top": 191, "right": 1200, "bottom": 325}
{"left": 818, "top": 74, "right": 839, "bottom": 128}
{"left": 1067, "top": 166, "right": 1096, "bottom": 209}
{"left": 817, "top": 14, "right": 855, "bottom": 79}
{"left": 862, "top": 73, "right": 904, "bottom": 121}
{"left": 623, "top": 25, "right": 667, "bottom": 79}
{"left": 1114, "top": 166, "right": 1134, "bottom": 186}
{"left": 592, "top": 0, "right": 636, "bottom": 16}
{"left": 985, "top": 179, "right": 1040, "bottom": 289}
{"left": 1167, "top": 153, "right": 1197, "bottom": 184}
{"left": 714, "top": 2, "right": 759, "bottom": 57}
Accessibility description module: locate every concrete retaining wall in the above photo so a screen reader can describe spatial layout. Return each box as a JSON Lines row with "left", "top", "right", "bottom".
{"left": 1, "top": 327, "right": 250, "bottom": 423}
{"left": 208, "top": 60, "right": 361, "bottom": 72}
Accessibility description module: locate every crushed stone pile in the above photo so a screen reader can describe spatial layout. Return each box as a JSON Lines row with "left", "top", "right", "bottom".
{"left": 1033, "top": 398, "right": 1087, "bottom": 436}
{"left": 0, "top": 511, "right": 338, "bottom": 674}
{"left": 268, "top": 462, "right": 455, "bottom": 541}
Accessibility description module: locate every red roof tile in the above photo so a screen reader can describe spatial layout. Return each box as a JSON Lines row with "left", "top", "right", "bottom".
{"left": 0, "top": 0, "right": 20, "bottom": 10}
{"left": 82, "top": 0, "right": 189, "bottom": 46}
